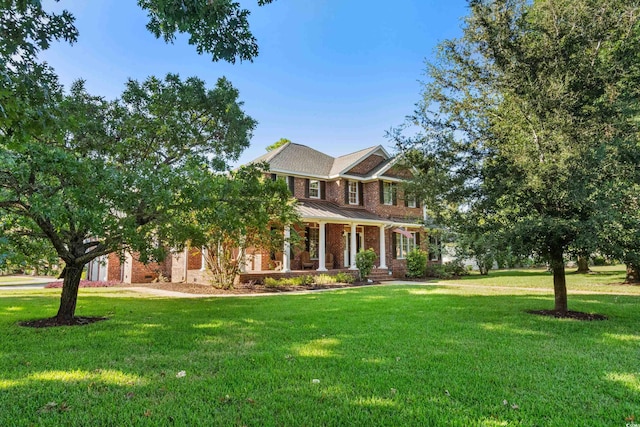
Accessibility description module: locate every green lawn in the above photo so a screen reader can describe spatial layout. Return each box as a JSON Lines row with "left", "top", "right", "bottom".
{"left": 440, "top": 265, "right": 639, "bottom": 295}
{"left": 0, "top": 275, "right": 53, "bottom": 286}
{"left": 0, "top": 282, "right": 638, "bottom": 426}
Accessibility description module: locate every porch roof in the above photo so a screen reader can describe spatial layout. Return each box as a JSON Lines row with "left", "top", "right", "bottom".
{"left": 297, "top": 200, "right": 422, "bottom": 228}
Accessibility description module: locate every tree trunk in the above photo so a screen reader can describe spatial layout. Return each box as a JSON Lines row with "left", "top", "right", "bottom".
{"left": 55, "top": 263, "right": 84, "bottom": 322}
{"left": 626, "top": 264, "right": 640, "bottom": 284}
{"left": 575, "top": 256, "right": 590, "bottom": 274}
{"left": 549, "top": 246, "right": 568, "bottom": 313}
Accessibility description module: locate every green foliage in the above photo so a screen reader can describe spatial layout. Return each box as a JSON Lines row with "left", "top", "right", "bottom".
{"left": 355, "top": 248, "right": 377, "bottom": 280}
{"left": 313, "top": 274, "right": 337, "bottom": 285}
{"left": 406, "top": 249, "right": 428, "bottom": 278}
{"left": 0, "top": 0, "right": 276, "bottom": 320}
{"left": 393, "top": 0, "right": 640, "bottom": 312}
{"left": 140, "top": 0, "right": 275, "bottom": 63}
{"left": 189, "top": 165, "right": 299, "bottom": 289}
{"left": 264, "top": 275, "right": 313, "bottom": 287}
{"left": 426, "top": 260, "right": 470, "bottom": 280}
{"left": 265, "top": 138, "right": 292, "bottom": 151}
{"left": 334, "top": 272, "right": 355, "bottom": 284}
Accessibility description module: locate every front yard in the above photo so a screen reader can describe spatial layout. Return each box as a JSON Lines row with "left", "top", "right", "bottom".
{"left": 0, "top": 269, "right": 638, "bottom": 426}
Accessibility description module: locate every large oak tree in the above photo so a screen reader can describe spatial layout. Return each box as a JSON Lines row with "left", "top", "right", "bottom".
{"left": 1, "top": 0, "right": 277, "bottom": 324}
{"left": 392, "top": 0, "right": 640, "bottom": 313}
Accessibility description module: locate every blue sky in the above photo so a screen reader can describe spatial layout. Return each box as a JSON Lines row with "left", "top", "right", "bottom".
{"left": 40, "top": 1, "right": 469, "bottom": 166}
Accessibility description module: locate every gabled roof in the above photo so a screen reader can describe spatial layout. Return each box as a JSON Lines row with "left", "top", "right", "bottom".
{"left": 248, "top": 142, "right": 393, "bottom": 179}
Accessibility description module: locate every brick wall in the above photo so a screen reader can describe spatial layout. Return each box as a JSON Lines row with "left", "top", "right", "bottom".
{"left": 346, "top": 154, "right": 385, "bottom": 176}
{"left": 363, "top": 225, "right": 381, "bottom": 266}
{"left": 362, "top": 181, "right": 423, "bottom": 220}
{"left": 187, "top": 248, "right": 202, "bottom": 270}
{"left": 326, "top": 223, "right": 345, "bottom": 268}
{"left": 107, "top": 253, "right": 122, "bottom": 282}
{"left": 382, "top": 164, "right": 413, "bottom": 179}
{"left": 128, "top": 255, "right": 170, "bottom": 283}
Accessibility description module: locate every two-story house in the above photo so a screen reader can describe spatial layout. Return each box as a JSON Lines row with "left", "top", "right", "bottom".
{"left": 234, "top": 142, "right": 431, "bottom": 280}
{"left": 88, "top": 142, "right": 437, "bottom": 284}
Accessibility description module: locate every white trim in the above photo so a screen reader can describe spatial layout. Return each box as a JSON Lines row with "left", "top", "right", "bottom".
{"left": 317, "top": 221, "right": 327, "bottom": 272}
{"left": 379, "top": 225, "right": 387, "bottom": 269}
{"left": 282, "top": 226, "right": 291, "bottom": 272}
{"left": 349, "top": 223, "right": 358, "bottom": 270}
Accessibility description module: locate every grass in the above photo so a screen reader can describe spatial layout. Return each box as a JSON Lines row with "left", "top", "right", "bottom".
{"left": 438, "top": 265, "right": 639, "bottom": 295}
{"left": 0, "top": 278, "right": 639, "bottom": 426}
{"left": 0, "top": 275, "right": 53, "bottom": 286}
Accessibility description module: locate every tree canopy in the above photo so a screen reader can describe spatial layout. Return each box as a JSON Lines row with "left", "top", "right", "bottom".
{"left": 392, "top": 0, "right": 640, "bottom": 313}
{"left": 0, "top": 0, "right": 279, "bottom": 323}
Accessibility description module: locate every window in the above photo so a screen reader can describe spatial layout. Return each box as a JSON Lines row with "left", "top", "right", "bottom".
{"left": 395, "top": 232, "right": 416, "bottom": 259}
{"left": 348, "top": 181, "right": 359, "bottom": 205}
{"left": 383, "top": 182, "right": 396, "bottom": 205}
{"left": 406, "top": 196, "right": 416, "bottom": 208}
{"left": 309, "top": 180, "right": 320, "bottom": 198}
{"left": 429, "top": 235, "right": 441, "bottom": 261}
{"left": 307, "top": 225, "right": 319, "bottom": 259}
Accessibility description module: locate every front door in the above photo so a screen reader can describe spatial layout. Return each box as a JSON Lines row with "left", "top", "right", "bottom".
{"left": 343, "top": 231, "right": 364, "bottom": 267}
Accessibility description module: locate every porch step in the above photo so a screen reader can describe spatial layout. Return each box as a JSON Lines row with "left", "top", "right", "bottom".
{"left": 367, "top": 269, "right": 394, "bottom": 282}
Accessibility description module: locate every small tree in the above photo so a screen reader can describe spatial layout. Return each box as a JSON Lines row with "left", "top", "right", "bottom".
{"left": 187, "top": 165, "right": 299, "bottom": 289}
{"left": 355, "top": 248, "right": 377, "bottom": 281}
{"left": 406, "top": 249, "right": 428, "bottom": 278}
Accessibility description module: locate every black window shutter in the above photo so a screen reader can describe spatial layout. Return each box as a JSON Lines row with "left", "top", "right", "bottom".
{"left": 415, "top": 232, "right": 420, "bottom": 247}
{"left": 358, "top": 182, "right": 364, "bottom": 206}
{"left": 392, "top": 184, "right": 397, "bottom": 205}
{"left": 271, "top": 173, "right": 277, "bottom": 181}
{"left": 288, "top": 176, "right": 295, "bottom": 194}
{"left": 305, "top": 179, "right": 309, "bottom": 198}
{"left": 305, "top": 227, "right": 310, "bottom": 252}
{"left": 392, "top": 233, "right": 397, "bottom": 259}
{"left": 379, "top": 181, "right": 384, "bottom": 204}
{"left": 320, "top": 181, "right": 326, "bottom": 200}
{"left": 404, "top": 195, "right": 409, "bottom": 207}
{"left": 344, "top": 181, "right": 349, "bottom": 204}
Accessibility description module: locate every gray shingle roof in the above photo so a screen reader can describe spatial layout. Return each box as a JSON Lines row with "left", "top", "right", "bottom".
{"left": 248, "top": 142, "right": 388, "bottom": 178}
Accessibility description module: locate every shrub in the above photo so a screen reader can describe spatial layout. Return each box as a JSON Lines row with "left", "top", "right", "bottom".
{"left": 334, "top": 272, "right": 355, "bottom": 284}
{"left": 264, "top": 275, "right": 314, "bottom": 287}
{"left": 406, "top": 249, "right": 428, "bottom": 278}
{"left": 314, "top": 274, "right": 337, "bottom": 285}
{"left": 355, "top": 248, "right": 377, "bottom": 280}
{"left": 45, "top": 280, "right": 121, "bottom": 288}
{"left": 426, "top": 260, "right": 470, "bottom": 279}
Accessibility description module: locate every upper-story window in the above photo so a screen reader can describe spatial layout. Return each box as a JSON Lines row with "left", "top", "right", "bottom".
{"left": 383, "top": 182, "right": 397, "bottom": 205}
{"left": 309, "top": 180, "right": 320, "bottom": 198}
{"left": 406, "top": 196, "right": 416, "bottom": 208}
{"left": 348, "top": 181, "right": 359, "bottom": 205}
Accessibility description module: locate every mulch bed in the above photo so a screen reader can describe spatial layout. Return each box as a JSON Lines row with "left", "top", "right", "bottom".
{"left": 125, "top": 281, "right": 378, "bottom": 295}
{"left": 19, "top": 316, "right": 109, "bottom": 328}
{"left": 526, "top": 310, "right": 607, "bottom": 321}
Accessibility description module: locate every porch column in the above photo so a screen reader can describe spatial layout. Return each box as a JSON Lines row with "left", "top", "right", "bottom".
{"left": 379, "top": 225, "right": 387, "bottom": 269}
{"left": 183, "top": 246, "right": 189, "bottom": 283}
{"left": 200, "top": 246, "right": 207, "bottom": 271}
{"left": 349, "top": 223, "right": 357, "bottom": 270}
{"left": 317, "top": 221, "right": 327, "bottom": 272}
{"left": 282, "top": 225, "right": 291, "bottom": 273}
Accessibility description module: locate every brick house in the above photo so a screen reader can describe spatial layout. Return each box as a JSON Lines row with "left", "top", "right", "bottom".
{"left": 87, "top": 142, "right": 440, "bottom": 284}
{"left": 236, "top": 142, "right": 439, "bottom": 281}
